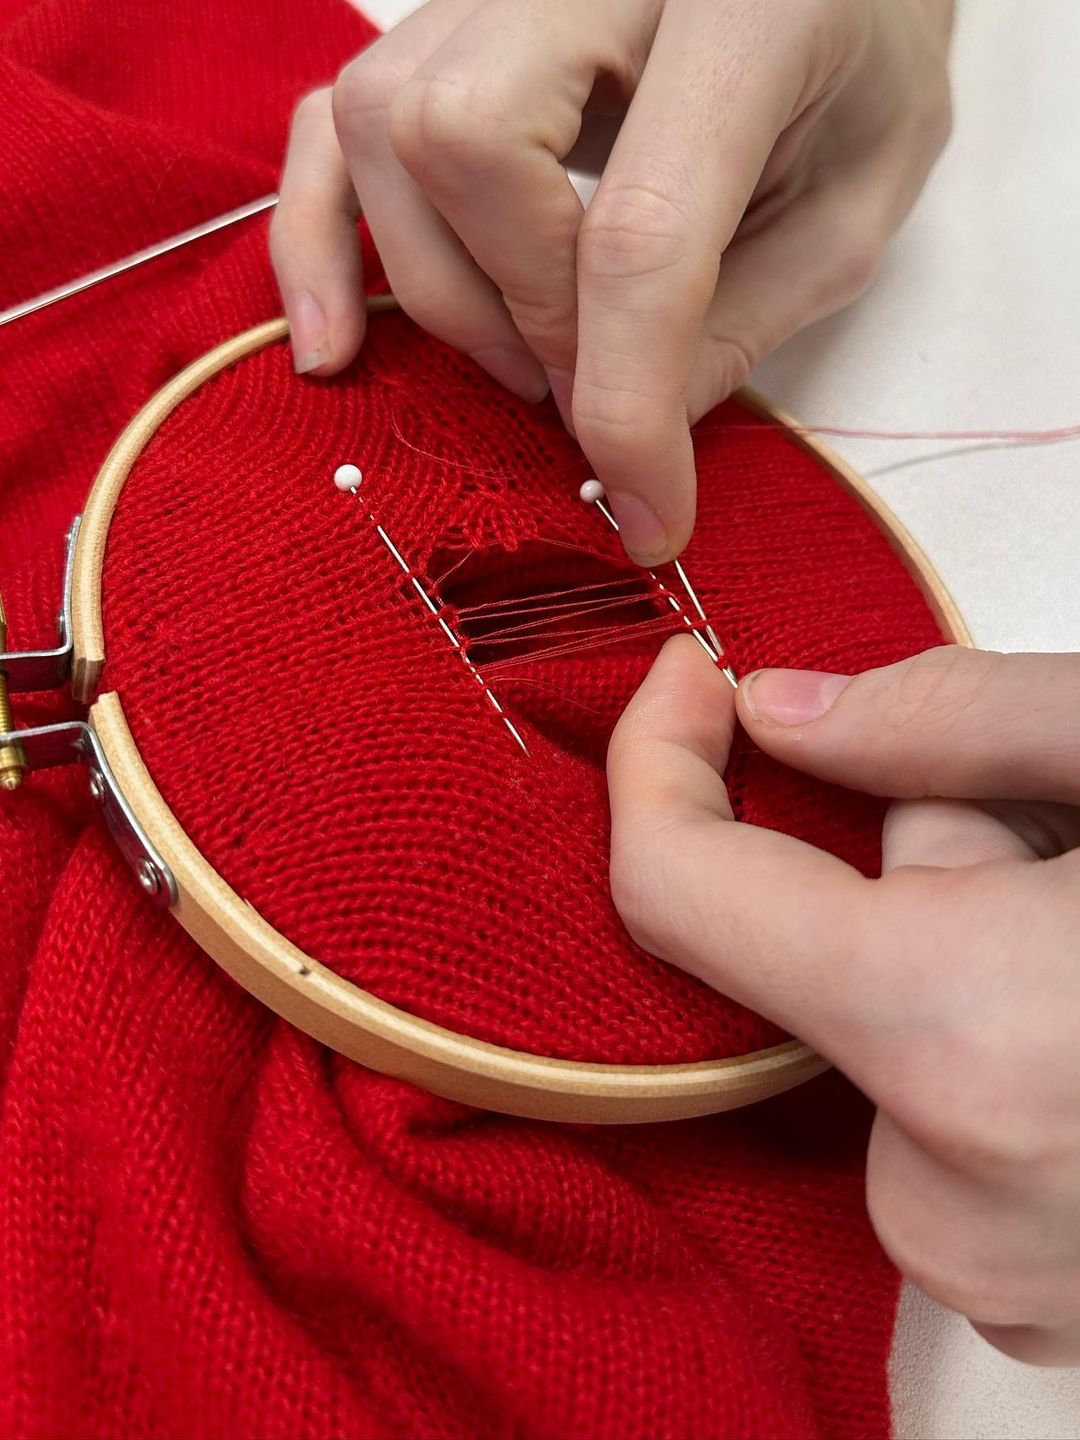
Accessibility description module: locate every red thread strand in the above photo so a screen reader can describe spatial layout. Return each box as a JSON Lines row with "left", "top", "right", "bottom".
{"left": 479, "top": 614, "right": 687, "bottom": 674}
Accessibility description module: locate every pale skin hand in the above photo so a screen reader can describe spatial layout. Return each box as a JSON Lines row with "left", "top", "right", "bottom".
{"left": 270, "top": 0, "right": 954, "bottom": 566}
{"left": 608, "top": 637, "right": 1080, "bottom": 1366}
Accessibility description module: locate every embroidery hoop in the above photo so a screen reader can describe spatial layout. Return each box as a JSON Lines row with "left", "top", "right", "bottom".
{"left": 14, "top": 298, "right": 971, "bottom": 1124}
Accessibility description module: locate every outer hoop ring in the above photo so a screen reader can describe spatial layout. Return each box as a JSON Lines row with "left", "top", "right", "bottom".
{"left": 68, "top": 304, "right": 970, "bottom": 1124}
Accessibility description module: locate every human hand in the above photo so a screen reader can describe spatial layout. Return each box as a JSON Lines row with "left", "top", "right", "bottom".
{"left": 270, "top": 0, "right": 954, "bottom": 565}
{"left": 608, "top": 638, "right": 1080, "bottom": 1365}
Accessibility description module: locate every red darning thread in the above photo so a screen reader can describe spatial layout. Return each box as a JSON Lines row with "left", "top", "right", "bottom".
{"left": 332, "top": 465, "right": 728, "bottom": 738}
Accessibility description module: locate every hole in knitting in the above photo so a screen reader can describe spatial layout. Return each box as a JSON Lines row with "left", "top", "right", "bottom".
{"left": 431, "top": 540, "right": 676, "bottom": 669}
{"left": 425, "top": 539, "right": 687, "bottom": 765}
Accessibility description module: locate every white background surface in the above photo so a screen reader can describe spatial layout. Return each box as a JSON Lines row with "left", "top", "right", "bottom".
{"left": 355, "top": 1, "right": 1080, "bottom": 1434}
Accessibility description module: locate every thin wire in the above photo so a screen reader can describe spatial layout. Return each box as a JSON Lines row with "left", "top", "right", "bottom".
{"left": 458, "top": 595, "right": 659, "bottom": 642}
{"left": 468, "top": 607, "right": 664, "bottom": 650}
{"left": 670, "top": 558, "right": 724, "bottom": 657}
{"left": 693, "top": 419, "right": 1080, "bottom": 451}
{"left": 345, "top": 484, "right": 530, "bottom": 757}
{"left": 455, "top": 578, "right": 651, "bottom": 621}
{"left": 588, "top": 495, "right": 738, "bottom": 687}
{"left": 481, "top": 614, "right": 685, "bottom": 675}
{"left": 2, "top": 193, "right": 1076, "bottom": 456}
{"left": 786, "top": 421, "right": 1080, "bottom": 446}
{"left": 0, "top": 194, "right": 279, "bottom": 328}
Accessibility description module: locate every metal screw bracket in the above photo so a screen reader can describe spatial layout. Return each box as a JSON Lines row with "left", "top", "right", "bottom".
{"left": 0, "top": 638, "right": 27, "bottom": 791}
{"left": 0, "top": 517, "right": 79, "bottom": 695}
{"left": 0, "top": 518, "right": 178, "bottom": 907}
{"left": 0, "top": 717, "right": 178, "bottom": 907}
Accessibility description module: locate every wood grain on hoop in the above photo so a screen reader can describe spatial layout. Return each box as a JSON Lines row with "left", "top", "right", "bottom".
{"left": 68, "top": 309, "right": 968, "bottom": 1124}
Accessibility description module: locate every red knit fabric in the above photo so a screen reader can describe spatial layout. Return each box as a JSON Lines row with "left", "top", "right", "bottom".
{"left": 0, "top": 2, "right": 945, "bottom": 1435}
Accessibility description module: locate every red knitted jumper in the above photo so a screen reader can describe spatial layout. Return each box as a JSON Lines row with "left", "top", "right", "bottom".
{"left": 0, "top": 2, "right": 945, "bottom": 1435}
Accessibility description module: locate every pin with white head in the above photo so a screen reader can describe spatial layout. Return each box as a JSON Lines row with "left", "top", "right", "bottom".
{"left": 333, "top": 461, "right": 530, "bottom": 756}
{"left": 334, "top": 463, "right": 363, "bottom": 493}
{"left": 579, "top": 478, "right": 736, "bottom": 687}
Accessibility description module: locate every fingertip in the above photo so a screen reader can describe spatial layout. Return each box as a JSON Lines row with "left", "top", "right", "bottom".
{"left": 607, "top": 490, "right": 687, "bottom": 568}
{"left": 617, "top": 633, "right": 737, "bottom": 775}
{"left": 270, "top": 87, "right": 367, "bottom": 380}
{"left": 283, "top": 285, "right": 366, "bottom": 378}
{"left": 573, "top": 403, "right": 697, "bottom": 566}
{"left": 652, "top": 630, "right": 723, "bottom": 686}
{"left": 468, "top": 343, "right": 549, "bottom": 404}
{"left": 285, "top": 288, "right": 330, "bottom": 374}
{"left": 738, "top": 668, "right": 853, "bottom": 731}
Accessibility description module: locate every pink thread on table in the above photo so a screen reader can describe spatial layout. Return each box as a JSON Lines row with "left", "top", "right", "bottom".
{"left": 694, "top": 420, "right": 1080, "bottom": 447}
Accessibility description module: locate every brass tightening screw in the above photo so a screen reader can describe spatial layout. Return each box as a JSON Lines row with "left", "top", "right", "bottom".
{"left": 0, "top": 593, "right": 28, "bottom": 792}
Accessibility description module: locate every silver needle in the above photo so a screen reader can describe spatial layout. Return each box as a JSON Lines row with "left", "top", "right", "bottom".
{"left": 583, "top": 483, "right": 738, "bottom": 688}
{"left": 335, "top": 468, "right": 530, "bottom": 758}
{"left": 0, "top": 194, "right": 279, "bottom": 329}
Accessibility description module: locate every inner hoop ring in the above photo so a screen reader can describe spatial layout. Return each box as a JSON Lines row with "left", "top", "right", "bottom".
{"left": 67, "top": 297, "right": 969, "bottom": 1124}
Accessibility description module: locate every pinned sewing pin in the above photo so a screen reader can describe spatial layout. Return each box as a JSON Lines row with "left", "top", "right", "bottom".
{"left": 579, "top": 479, "right": 737, "bottom": 688}
{"left": 333, "top": 463, "right": 530, "bottom": 756}
{"left": 334, "top": 463, "right": 363, "bottom": 492}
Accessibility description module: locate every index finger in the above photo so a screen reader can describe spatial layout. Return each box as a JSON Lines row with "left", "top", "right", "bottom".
{"left": 607, "top": 635, "right": 874, "bottom": 1056}
{"left": 575, "top": 0, "right": 807, "bottom": 563}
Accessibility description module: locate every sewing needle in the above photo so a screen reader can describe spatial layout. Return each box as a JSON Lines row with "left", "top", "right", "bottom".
{"left": 580, "top": 480, "right": 738, "bottom": 688}
{"left": 0, "top": 194, "right": 280, "bottom": 329}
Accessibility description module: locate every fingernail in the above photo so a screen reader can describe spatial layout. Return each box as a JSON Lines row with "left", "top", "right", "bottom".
{"left": 471, "top": 344, "right": 549, "bottom": 403}
{"left": 607, "top": 491, "right": 671, "bottom": 565}
{"left": 742, "top": 669, "right": 852, "bottom": 727}
{"left": 288, "top": 290, "right": 328, "bottom": 374}
{"left": 547, "top": 368, "right": 576, "bottom": 437}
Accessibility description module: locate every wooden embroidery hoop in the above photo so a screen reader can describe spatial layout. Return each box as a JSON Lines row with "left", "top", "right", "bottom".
{"left": 61, "top": 297, "right": 970, "bottom": 1125}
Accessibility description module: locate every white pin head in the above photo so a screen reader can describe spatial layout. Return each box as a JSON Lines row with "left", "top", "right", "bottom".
{"left": 334, "top": 463, "right": 363, "bottom": 492}
{"left": 579, "top": 479, "right": 605, "bottom": 504}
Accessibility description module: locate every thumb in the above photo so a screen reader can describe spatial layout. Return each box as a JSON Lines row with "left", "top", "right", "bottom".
{"left": 607, "top": 635, "right": 873, "bottom": 1051}
{"left": 737, "top": 646, "right": 1080, "bottom": 806}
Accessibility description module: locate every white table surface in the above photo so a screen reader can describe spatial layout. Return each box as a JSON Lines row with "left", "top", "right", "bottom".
{"left": 357, "top": 1, "right": 1080, "bottom": 1434}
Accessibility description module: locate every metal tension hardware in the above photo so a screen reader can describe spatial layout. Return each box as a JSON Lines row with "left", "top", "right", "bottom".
{"left": 0, "top": 519, "right": 178, "bottom": 907}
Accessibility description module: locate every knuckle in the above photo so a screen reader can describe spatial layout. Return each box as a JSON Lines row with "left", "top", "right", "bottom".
{"left": 503, "top": 292, "right": 575, "bottom": 363}
{"left": 872, "top": 1195, "right": 1075, "bottom": 1333}
{"left": 870, "top": 997, "right": 1070, "bottom": 1181}
{"left": 572, "top": 380, "right": 669, "bottom": 460}
{"left": 922, "top": 82, "right": 954, "bottom": 155}
{"left": 385, "top": 276, "right": 457, "bottom": 340}
{"left": 904, "top": 69, "right": 954, "bottom": 156}
{"left": 267, "top": 205, "right": 294, "bottom": 267}
{"left": 930, "top": 1084, "right": 1056, "bottom": 1177}
{"left": 827, "top": 240, "right": 883, "bottom": 306}
{"left": 579, "top": 182, "right": 696, "bottom": 283}
{"left": 332, "top": 50, "right": 406, "bottom": 149}
{"left": 388, "top": 75, "right": 506, "bottom": 171}
{"left": 886, "top": 645, "right": 994, "bottom": 748}
{"left": 702, "top": 336, "right": 755, "bottom": 399}
{"left": 268, "top": 193, "right": 335, "bottom": 269}
{"left": 881, "top": 1240, "right": 1010, "bottom": 1328}
{"left": 865, "top": 1163, "right": 1002, "bottom": 1325}
{"left": 268, "top": 197, "right": 320, "bottom": 271}
{"left": 292, "top": 86, "right": 331, "bottom": 128}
